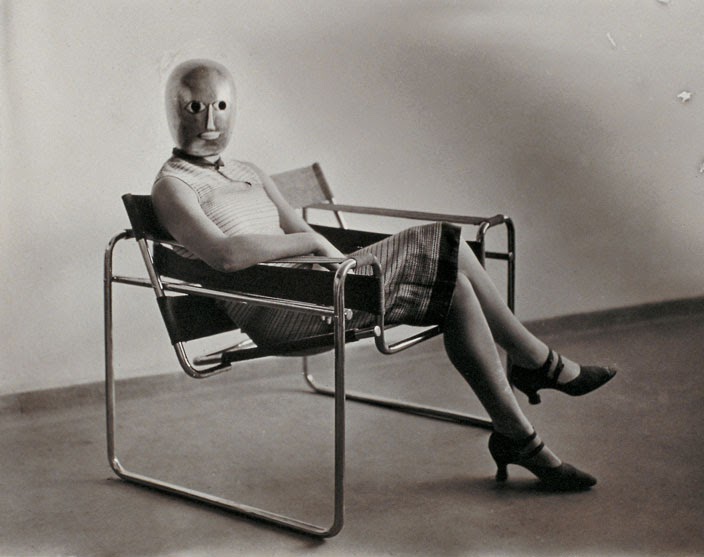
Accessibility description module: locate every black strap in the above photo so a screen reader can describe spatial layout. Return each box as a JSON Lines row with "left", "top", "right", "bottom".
{"left": 514, "top": 430, "right": 545, "bottom": 460}
{"left": 540, "top": 349, "right": 555, "bottom": 374}
{"left": 552, "top": 353, "right": 565, "bottom": 383}
{"left": 523, "top": 440, "right": 546, "bottom": 460}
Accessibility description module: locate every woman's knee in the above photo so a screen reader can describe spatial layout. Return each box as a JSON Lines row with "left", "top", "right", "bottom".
{"left": 457, "top": 239, "right": 484, "bottom": 277}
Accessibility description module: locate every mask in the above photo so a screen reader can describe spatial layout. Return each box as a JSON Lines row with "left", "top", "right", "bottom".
{"left": 165, "top": 59, "right": 236, "bottom": 157}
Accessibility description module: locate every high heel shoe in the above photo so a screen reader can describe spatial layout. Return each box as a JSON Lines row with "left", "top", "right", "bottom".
{"left": 488, "top": 430, "right": 597, "bottom": 491}
{"left": 510, "top": 349, "right": 617, "bottom": 405}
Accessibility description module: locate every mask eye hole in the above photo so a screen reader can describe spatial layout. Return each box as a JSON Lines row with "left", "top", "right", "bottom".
{"left": 185, "top": 101, "right": 206, "bottom": 114}
{"left": 217, "top": 101, "right": 227, "bottom": 110}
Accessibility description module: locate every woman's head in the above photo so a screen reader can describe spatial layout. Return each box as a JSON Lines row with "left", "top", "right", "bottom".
{"left": 165, "top": 59, "right": 236, "bottom": 157}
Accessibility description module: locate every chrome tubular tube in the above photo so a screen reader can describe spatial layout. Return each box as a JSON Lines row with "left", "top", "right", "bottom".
{"left": 193, "top": 338, "right": 256, "bottom": 366}
{"left": 104, "top": 231, "right": 132, "bottom": 473}
{"left": 307, "top": 203, "right": 504, "bottom": 227}
{"left": 301, "top": 371, "right": 492, "bottom": 430}
{"left": 161, "top": 281, "right": 349, "bottom": 318}
{"left": 173, "top": 343, "right": 233, "bottom": 379}
{"left": 474, "top": 215, "right": 515, "bottom": 314}
{"left": 328, "top": 196, "right": 348, "bottom": 229}
{"left": 106, "top": 466, "right": 340, "bottom": 537}
{"left": 328, "top": 257, "right": 359, "bottom": 536}
{"left": 505, "top": 216, "right": 516, "bottom": 313}
{"left": 137, "top": 238, "right": 165, "bottom": 297}
{"left": 108, "top": 275, "right": 353, "bottom": 319}
{"left": 375, "top": 326, "right": 443, "bottom": 354}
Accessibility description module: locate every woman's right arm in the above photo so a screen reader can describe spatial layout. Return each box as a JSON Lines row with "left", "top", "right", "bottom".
{"left": 151, "top": 176, "right": 329, "bottom": 272}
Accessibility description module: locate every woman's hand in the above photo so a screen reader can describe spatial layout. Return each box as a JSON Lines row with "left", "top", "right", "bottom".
{"left": 310, "top": 233, "right": 350, "bottom": 272}
{"left": 312, "top": 234, "right": 346, "bottom": 259}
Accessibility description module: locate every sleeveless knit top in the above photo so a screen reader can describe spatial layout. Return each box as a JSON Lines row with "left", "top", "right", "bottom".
{"left": 154, "top": 153, "right": 285, "bottom": 259}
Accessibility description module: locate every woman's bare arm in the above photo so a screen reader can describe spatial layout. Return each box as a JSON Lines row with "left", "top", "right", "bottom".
{"left": 151, "top": 176, "right": 333, "bottom": 272}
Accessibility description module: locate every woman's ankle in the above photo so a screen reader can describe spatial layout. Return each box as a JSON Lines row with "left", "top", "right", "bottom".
{"left": 511, "top": 344, "right": 550, "bottom": 369}
{"left": 492, "top": 419, "right": 534, "bottom": 440}
{"left": 524, "top": 436, "right": 562, "bottom": 468}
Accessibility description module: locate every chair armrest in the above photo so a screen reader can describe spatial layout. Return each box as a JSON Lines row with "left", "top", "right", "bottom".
{"left": 305, "top": 202, "right": 509, "bottom": 228}
{"left": 266, "top": 255, "right": 349, "bottom": 265}
{"left": 270, "top": 253, "right": 377, "bottom": 267}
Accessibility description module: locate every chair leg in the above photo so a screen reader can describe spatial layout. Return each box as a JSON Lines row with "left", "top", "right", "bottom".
{"left": 104, "top": 235, "right": 345, "bottom": 538}
{"left": 301, "top": 356, "right": 493, "bottom": 430}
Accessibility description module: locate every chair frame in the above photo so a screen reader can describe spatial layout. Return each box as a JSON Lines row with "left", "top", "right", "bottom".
{"left": 104, "top": 165, "right": 515, "bottom": 538}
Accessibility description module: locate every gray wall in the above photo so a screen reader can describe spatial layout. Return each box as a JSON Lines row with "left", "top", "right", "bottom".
{"left": 2, "top": 0, "right": 703, "bottom": 395}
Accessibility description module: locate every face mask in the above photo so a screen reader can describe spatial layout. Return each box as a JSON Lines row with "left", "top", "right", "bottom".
{"left": 165, "top": 60, "right": 236, "bottom": 157}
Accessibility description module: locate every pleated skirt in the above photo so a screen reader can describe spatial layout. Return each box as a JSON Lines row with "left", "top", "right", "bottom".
{"left": 217, "top": 222, "right": 461, "bottom": 346}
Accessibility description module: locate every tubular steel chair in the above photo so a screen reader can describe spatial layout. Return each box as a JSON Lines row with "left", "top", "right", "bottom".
{"left": 104, "top": 162, "right": 516, "bottom": 538}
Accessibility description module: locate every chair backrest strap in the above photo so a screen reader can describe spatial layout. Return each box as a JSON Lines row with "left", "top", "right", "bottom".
{"left": 122, "top": 194, "right": 174, "bottom": 242}
{"left": 270, "top": 162, "right": 334, "bottom": 209}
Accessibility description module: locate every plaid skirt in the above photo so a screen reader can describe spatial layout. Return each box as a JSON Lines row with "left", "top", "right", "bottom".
{"left": 218, "top": 222, "right": 461, "bottom": 346}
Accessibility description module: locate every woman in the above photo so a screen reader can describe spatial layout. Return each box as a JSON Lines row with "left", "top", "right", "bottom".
{"left": 152, "top": 59, "right": 617, "bottom": 491}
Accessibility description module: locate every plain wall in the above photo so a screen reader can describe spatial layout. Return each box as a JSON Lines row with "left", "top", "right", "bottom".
{"left": 2, "top": 0, "right": 703, "bottom": 395}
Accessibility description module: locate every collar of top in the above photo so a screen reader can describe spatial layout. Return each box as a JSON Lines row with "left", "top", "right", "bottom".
{"left": 172, "top": 148, "right": 224, "bottom": 170}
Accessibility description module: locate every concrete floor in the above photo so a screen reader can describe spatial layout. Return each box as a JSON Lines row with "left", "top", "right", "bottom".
{"left": 1, "top": 310, "right": 703, "bottom": 556}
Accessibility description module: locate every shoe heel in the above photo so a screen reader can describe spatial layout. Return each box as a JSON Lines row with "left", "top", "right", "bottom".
{"left": 495, "top": 463, "right": 508, "bottom": 482}
{"left": 516, "top": 383, "right": 542, "bottom": 404}
{"left": 528, "top": 391, "right": 541, "bottom": 405}
{"left": 511, "top": 371, "right": 543, "bottom": 405}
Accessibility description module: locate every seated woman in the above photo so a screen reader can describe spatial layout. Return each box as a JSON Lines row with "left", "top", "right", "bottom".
{"left": 152, "top": 59, "right": 617, "bottom": 491}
